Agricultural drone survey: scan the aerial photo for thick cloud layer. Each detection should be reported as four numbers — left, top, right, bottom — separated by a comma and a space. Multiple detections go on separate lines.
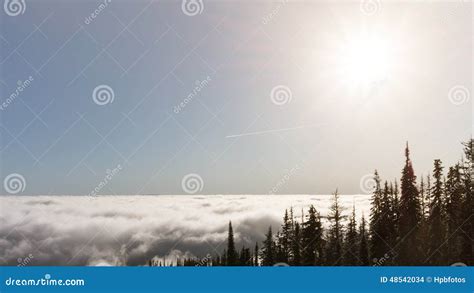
0, 195, 370, 266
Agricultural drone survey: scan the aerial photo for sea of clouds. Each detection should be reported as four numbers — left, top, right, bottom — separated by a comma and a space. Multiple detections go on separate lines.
0, 195, 370, 266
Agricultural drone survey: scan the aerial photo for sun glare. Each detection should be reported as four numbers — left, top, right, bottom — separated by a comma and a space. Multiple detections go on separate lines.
339, 36, 393, 85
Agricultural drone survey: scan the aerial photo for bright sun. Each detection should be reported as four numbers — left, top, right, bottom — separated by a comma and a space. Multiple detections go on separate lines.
339, 36, 392, 85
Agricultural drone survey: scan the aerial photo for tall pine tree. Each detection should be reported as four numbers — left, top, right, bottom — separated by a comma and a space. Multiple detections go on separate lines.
445, 164, 463, 262
226, 221, 238, 266
369, 171, 388, 262
358, 214, 370, 265
280, 209, 292, 263
261, 226, 275, 266
301, 205, 324, 265
343, 205, 359, 265
426, 159, 446, 265
325, 190, 345, 265
292, 222, 302, 266
397, 143, 422, 265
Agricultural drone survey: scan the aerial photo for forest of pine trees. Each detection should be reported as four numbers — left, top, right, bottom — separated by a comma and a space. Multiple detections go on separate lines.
151, 140, 473, 267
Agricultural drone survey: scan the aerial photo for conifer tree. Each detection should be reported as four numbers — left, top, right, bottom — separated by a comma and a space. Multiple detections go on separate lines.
358, 214, 370, 265
226, 221, 237, 265
292, 222, 302, 266
370, 180, 396, 265
280, 209, 292, 263
382, 181, 397, 264
445, 164, 463, 261
301, 205, 324, 265
261, 226, 275, 266
325, 190, 344, 265
274, 231, 285, 263
369, 171, 387, 262
343, 205, 359, 265
397, 143, 422, 265
427, 159, 446, 265
254, 242, 259, 266
388, 182, 398, 249
239, 247, 251, 266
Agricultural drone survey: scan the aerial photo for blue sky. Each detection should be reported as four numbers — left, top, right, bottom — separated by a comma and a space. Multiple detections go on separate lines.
0, 0, 472, 195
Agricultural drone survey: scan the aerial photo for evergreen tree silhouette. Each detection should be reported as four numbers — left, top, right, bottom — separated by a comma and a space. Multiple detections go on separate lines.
239, 246, 251, 266
274, 231, 285, 263
292, 222, 301, 266
388, 182, 398, 251
445, 164, 463, 262
280, 209, 292, 263
418, 175, 431, 261
261, 226, 275, 266
397, 143, 422, 265
382, 181, 397, 264
343, 205, 359, 265
358, 214, 370, 265
301, 205, 324, 265
226, 221, 237, 265
369, 171, 390, 263
325, 190, 344, 265
427, 159, 446, 265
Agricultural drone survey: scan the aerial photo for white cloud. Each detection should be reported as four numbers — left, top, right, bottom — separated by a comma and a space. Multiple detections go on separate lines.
0, 194, 370, 266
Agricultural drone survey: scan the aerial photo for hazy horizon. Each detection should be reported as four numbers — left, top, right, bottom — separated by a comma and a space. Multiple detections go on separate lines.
0, 194, 371, 266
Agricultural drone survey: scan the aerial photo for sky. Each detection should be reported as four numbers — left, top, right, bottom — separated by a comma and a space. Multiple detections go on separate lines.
0, 0, 472, 195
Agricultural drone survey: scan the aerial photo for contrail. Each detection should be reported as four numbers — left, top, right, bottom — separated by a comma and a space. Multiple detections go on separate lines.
226, 123, 326, 138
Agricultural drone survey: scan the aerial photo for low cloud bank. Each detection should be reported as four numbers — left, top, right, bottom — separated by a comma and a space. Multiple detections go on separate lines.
0, 195, 370, 266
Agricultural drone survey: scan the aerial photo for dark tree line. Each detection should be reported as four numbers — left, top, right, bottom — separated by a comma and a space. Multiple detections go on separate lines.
151, 140, 473, 266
